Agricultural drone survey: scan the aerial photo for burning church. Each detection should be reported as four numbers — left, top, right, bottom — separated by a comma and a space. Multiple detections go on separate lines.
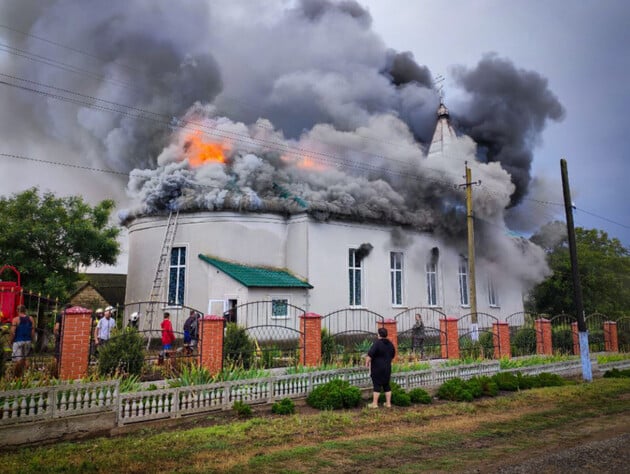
1, 1, 561, 331
123, 100, 549, 332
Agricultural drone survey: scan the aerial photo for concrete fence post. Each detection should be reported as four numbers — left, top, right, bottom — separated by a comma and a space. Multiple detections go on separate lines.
300, 312, 322, 367
58, 306, 92, 380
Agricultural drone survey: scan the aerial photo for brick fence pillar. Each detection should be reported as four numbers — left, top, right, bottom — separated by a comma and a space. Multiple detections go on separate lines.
198, 315, 225, 376
440, 318, 459, 360
493, 322, 511, 359
535, 319, 552, 355
571, 321, 580, 355
379, 319, 398, 361
604, 321, 619, 352
59, 306, 92, 380
300, 312, 322, 367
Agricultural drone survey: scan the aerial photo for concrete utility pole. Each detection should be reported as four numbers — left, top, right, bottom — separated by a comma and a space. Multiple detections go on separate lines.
460, 163, 480, 339
560, 159, 592, 382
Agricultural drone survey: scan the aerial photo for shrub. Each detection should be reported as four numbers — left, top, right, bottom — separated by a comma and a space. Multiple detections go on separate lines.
514, 373, 535, 390
533, 372, 565, 387
306, 379, 362, 410
232, 400, 253, 418
479, 332, 495, 355
271, 398, 296, 415
321, 329, 337, 365
552, 328, 574, 354
437, 378, 474, 402
469, 376, 499, 397
354, 338, 373, 354
377, 382, 411, 406
408, 387, 432, 404
588, 330, 605, 351
603, 368, 630, 378
261, 345, 281, 369
512, 327, 537, 355
460, 333, 495, 359
491, 372, 520, 391
97, 329, 145, 377
169, 364, 214, 388
224, 323, 255, 369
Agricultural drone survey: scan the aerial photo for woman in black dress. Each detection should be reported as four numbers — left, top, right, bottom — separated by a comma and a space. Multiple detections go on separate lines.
365, 327, 396, 408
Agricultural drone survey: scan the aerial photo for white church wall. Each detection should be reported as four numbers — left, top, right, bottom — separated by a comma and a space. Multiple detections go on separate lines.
126, 211, 525, 332
285, 214, 309, 280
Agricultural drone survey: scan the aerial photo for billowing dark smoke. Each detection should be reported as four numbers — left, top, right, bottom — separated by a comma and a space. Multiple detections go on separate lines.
0, 0, 222, 172
0, 0, 564, 287
452, 54, 566, 206
385, 51, 433, 88
355, 243, 373, 262
299, 0, 372, 24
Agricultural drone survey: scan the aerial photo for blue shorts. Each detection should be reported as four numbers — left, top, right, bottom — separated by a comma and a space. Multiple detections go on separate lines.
183, 330, 191, 344
163, 344, 172, 350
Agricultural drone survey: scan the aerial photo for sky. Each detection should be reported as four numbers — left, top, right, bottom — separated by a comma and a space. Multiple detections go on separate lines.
0, 0, 628, 276
361, 0, 630, 245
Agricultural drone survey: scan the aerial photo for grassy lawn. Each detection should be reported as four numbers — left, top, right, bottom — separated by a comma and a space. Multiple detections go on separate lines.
1, 378, 629, 473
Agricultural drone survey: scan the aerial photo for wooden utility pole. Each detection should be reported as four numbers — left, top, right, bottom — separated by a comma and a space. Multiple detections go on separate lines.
460, 163, 480, 334
560, 159, 592, 381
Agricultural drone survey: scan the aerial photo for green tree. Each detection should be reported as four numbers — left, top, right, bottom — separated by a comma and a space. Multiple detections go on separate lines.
528, 224, 630, 318
0, 188, 120, 300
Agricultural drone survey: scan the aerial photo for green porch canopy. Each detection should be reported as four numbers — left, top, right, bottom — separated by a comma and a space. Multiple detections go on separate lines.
198, 254, 313, 289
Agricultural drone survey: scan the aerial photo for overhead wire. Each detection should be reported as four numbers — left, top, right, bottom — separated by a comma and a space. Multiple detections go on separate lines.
0, 74, 578, 233
0, 152, 128, 176
0, 28, 462, 182
1, 28, 613, 233
0, 73, 460, 189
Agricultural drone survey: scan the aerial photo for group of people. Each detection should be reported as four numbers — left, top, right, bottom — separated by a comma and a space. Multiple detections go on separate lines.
159, 310, 201, 361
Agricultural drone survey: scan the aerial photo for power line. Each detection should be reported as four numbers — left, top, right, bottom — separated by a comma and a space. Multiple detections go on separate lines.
0, 42, 135, 91
0, 23, 144, 76
574, 207, 630, 230
0, 74, 459, 188
0, 23, 577, 217
0, 77, 575, 233
0, 33, 581, 232
0, 153, 128, 176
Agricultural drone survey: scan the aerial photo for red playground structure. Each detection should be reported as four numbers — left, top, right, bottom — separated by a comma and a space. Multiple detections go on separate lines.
0, 265, 23, 324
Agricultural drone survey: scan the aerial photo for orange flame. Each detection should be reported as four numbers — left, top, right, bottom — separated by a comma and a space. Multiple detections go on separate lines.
184, 130, 229, 167
280, 154, 327, 171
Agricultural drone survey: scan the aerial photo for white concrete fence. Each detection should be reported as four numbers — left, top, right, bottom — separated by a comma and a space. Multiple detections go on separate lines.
1, 359, 629, 428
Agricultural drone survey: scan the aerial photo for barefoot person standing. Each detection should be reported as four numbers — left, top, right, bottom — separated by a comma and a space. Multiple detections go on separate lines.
365, 327, 396, 408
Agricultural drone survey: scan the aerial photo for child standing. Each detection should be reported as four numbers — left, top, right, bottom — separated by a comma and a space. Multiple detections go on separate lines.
160, 312, 175, 361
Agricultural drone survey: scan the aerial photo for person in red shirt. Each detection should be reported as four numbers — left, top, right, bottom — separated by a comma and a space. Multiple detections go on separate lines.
160, 312, 175, 361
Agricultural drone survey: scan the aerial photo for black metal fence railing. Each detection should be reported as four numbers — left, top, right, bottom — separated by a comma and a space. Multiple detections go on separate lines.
224, 301, 306, 370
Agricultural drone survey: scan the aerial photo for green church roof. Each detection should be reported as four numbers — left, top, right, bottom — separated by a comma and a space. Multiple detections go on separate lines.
198, 254, 313, 289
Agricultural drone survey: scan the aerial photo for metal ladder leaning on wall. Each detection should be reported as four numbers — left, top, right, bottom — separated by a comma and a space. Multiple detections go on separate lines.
145, 209, 179, 348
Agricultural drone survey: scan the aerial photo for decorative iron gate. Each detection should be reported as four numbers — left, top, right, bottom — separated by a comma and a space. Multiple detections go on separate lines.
506, 311, 538, 356
226, 301, 306, 369
549, 313, 577, 354
394, 307, 447, 360
457, 312, 499, 359
322, 308, 384, 364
